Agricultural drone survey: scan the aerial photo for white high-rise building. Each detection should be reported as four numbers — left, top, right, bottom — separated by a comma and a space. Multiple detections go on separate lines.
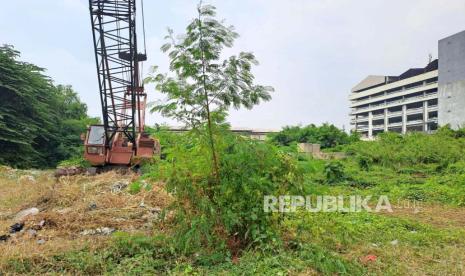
350, 30, 465, 139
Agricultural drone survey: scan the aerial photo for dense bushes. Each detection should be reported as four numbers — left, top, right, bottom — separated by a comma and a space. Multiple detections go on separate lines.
345, 130, 465, 169
217, 134, 303, 245
0, 45, 98, 168
144, 129, 303, 253
269, 123, 359, 148
324, 161, 346, 184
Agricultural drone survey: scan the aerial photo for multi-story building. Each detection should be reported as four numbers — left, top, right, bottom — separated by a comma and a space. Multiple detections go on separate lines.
350, 30, 465, 139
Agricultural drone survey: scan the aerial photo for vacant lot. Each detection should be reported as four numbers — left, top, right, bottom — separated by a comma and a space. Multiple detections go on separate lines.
1, 156, 465, 275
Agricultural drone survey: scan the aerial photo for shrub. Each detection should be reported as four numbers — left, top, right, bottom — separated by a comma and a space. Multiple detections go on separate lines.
151, 131, 303, 253
268, 124, 358, 148
324, 161, 346, 184
345, 131, 465, 169
357, 155, 372, 171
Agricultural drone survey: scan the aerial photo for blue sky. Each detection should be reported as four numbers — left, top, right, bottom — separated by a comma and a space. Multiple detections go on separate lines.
1, 0, 465, 130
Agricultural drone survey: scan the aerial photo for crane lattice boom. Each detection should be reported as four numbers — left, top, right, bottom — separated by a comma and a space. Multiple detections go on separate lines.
84, 0, 158, 166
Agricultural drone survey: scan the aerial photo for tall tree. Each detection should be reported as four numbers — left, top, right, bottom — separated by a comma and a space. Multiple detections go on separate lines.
0, 45, 97, 168
145, 1, 273, 183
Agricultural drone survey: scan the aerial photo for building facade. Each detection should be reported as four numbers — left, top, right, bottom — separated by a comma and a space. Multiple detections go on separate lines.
350, 30, 465, 139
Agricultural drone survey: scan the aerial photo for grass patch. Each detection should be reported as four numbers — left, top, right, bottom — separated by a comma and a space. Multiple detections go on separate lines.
2, 232, 365, 275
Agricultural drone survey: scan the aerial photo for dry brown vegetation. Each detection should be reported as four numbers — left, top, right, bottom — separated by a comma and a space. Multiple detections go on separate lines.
386, 205, 465, 229
0, 166, 172, 269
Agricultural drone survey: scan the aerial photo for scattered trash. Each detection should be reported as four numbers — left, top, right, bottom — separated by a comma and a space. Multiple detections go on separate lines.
111, 181, 128, 193
142, 212, 159, 221
30, 219, 46, 231
86, 167, 98, 176
80, 229, 94, 236
56, 208, 72, 215
0, 167, 170, 251
9, 222, 24, 233
88, 202, 98, 210
19, 175, 36, 183
149, 207, 162, 214
390, 239, 399, 246
371, 243, 378, 247
141, 180, 151, 190
14, 207, 39, 222
410, 230, 417, 234
0, 235, 10, 242
141, 206, 162, 221
361, 254, 377, 264
98, 227, 115, 235
39, 220, 46, 228
80, 227, 115, 236
28, 229, 38, 237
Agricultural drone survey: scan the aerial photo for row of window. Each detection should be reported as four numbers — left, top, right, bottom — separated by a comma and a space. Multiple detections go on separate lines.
351, 76, 438, 108
354, 89, 437, 111
353, 99, 438, 119
353, 77, 438, 102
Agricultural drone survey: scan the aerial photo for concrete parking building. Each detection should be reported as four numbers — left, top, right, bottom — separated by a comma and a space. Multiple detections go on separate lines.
350, 30, 465, 139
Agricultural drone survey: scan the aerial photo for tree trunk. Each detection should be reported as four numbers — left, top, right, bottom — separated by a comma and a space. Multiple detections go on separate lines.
198, 4, 221, 186
204, 93, 221, 185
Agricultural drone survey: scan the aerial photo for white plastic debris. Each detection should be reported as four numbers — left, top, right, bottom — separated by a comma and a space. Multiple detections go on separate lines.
19, 175, 36, 183
80, 227, 115, 236
14, 207, 39, 222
